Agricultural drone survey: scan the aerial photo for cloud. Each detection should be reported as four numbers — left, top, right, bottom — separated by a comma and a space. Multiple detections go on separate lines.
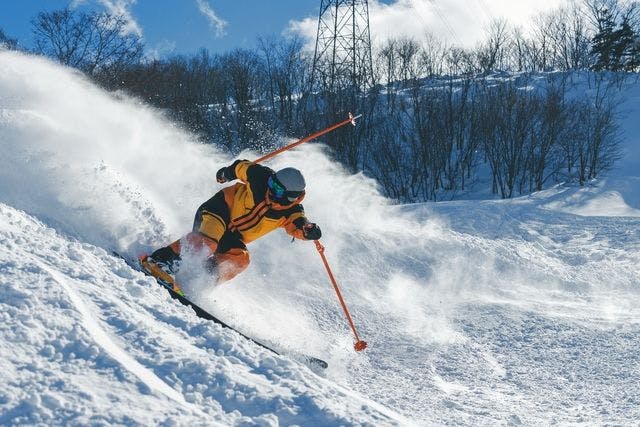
146, 39, 177, 60
98, 0, 143, 37
72, 0, 143, 37
288, 0, 568, 49
195, 0, 228, 38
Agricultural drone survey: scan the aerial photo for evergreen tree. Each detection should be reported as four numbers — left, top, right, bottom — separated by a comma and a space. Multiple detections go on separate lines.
628, 35, 640, 71
590, 7, 617, 71
612, 17, 636, 70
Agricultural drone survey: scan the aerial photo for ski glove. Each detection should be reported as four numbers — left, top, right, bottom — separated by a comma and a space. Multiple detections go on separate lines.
303, 223, 322, 240
216, 167, 228, 184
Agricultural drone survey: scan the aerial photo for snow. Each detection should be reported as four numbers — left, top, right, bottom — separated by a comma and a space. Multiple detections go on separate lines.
537, 179, 640, 217
1, 49, 640, 425
0, 204, 401, 425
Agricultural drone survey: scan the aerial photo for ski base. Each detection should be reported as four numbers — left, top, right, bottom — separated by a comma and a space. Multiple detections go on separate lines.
113, 252, 328, 370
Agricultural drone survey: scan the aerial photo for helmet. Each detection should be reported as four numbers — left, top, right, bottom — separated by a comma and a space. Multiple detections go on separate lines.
268, 167, 306, 203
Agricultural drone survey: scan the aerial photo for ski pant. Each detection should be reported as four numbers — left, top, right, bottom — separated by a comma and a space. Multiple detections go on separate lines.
156, 190, 251, 284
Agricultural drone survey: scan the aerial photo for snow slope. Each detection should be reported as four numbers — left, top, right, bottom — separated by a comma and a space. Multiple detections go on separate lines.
1, 49, 639, 425
0, 203, 400, 425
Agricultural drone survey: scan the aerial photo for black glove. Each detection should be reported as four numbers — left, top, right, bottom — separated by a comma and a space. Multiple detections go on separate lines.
216, 167, 227, 184
303, 223, 322, 240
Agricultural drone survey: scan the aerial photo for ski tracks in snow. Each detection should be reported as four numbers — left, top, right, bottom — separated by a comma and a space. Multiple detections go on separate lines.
34, 261, 190, 407
0, 220, 217, 423
0, 205, 403, 425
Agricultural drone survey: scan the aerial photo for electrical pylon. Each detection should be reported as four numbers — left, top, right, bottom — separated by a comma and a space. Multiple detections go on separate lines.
310, 0, 374, 94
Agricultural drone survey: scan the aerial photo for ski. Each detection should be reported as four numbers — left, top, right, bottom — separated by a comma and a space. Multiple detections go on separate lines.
112, 251, 328, 370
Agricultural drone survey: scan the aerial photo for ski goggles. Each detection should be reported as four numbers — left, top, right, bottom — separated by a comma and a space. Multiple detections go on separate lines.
268, 175, 304, 203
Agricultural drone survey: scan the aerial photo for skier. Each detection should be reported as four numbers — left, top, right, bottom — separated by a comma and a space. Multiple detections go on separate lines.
142, 159, 322, 286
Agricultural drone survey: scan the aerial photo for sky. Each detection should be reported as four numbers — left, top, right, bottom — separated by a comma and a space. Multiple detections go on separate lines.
0, 0, 569, 58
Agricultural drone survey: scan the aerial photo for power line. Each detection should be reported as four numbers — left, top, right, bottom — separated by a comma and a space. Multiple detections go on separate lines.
474, 0, 494, 23
426, 0, 465, 46
410, 1, 435, 37
476, 0, 495, 20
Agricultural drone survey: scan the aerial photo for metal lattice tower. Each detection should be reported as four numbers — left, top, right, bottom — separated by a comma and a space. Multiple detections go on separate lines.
310, 0, 374, 94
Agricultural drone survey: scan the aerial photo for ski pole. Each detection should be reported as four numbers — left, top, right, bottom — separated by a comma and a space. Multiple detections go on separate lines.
314, 240, 367, 352
254, 113, 361, 164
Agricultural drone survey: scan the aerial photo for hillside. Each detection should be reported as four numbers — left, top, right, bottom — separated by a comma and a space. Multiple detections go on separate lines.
1, 49, 639, 425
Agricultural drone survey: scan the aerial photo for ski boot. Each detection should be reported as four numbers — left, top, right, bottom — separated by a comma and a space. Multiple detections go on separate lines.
139, 252, 185, 297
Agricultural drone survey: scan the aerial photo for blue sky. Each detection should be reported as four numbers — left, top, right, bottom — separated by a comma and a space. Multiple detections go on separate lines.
1, 1, 567, 58
0, 0, 321, 56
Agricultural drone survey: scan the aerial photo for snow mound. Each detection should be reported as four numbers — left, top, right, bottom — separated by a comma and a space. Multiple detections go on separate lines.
537, 178, 640, 217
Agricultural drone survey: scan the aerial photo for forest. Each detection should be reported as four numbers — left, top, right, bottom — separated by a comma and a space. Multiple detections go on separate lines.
1, 0, 638, 201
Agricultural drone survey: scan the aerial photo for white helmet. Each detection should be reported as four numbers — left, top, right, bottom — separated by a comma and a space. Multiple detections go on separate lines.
268, 167, 306, 202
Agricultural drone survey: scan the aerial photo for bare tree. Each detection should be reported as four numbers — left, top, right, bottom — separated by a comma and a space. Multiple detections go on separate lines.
510, 27, 530, 72
532, 6, 590, 70
396, 37, 422, 85
584, 0, 621, 29
32, 8, 143, 74
529, 12, 556, 71
476, 19, 511, 74
86, 13, 143, 73
477, 82, 538, 198
580, 79, 622, 182
0, 28, 18, 50
258, 35, 308, 133
220, 48, 272, 152
566, 3, 593, 69
420, 33, 447, 77
445, 46, 476, 75
32, 9, 87, 67
376, 38, 398, 109
531, 80, 567, 191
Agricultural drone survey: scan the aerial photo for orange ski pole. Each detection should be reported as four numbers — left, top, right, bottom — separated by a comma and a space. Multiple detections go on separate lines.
314, 240, 367, 352
254, 113, 361, 164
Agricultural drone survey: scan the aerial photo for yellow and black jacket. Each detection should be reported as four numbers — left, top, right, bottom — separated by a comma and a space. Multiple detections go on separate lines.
194, 160, 309, 245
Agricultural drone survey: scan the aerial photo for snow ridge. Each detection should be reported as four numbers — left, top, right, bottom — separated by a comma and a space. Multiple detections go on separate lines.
37, 262, 190, 407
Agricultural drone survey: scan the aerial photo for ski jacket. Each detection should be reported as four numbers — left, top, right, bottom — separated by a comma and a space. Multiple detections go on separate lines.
215, 159, 309, 244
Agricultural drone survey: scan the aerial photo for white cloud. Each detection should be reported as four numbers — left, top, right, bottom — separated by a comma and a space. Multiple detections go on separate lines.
195, 0, 228, 38
98, 0, 143, 37
72, 0, 143, 37
146, 39, 177, 60
289, 0, 569, 49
